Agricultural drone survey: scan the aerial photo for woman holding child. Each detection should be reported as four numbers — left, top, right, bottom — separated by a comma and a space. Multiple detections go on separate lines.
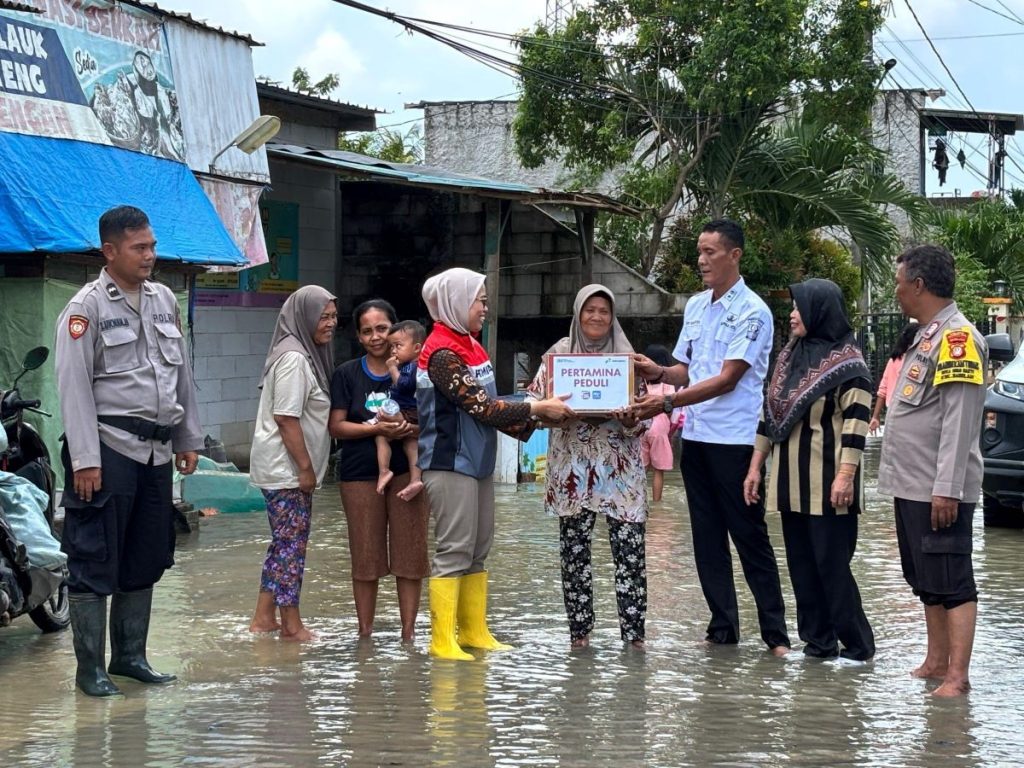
328, 299, 430, 642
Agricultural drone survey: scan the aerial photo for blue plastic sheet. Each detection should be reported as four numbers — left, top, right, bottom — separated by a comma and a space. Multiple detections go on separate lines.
0, 133, 245, 266
0, 471, 66, 570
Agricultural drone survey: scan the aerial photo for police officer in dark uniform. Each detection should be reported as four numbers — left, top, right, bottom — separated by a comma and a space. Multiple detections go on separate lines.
55, 205, 202, 697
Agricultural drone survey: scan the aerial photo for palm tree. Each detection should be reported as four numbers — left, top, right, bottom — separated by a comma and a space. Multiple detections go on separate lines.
687, 115, 932, 286
935, 199, 1024, 311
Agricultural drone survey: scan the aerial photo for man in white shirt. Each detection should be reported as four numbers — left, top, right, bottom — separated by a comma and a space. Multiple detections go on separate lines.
633, 219, 790, 654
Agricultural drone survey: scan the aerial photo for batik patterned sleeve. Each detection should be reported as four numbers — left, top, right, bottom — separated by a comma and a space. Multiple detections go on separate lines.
838, 377, 872, 467
428, 349, 534, 439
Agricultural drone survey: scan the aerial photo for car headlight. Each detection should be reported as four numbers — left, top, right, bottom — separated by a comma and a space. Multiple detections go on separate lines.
995, 380, 1024, 401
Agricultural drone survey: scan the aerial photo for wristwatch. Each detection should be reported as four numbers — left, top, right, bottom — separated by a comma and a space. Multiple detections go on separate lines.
662, 395, 674, 414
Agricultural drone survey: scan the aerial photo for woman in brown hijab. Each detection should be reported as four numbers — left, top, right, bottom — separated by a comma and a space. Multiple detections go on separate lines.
248, 285, 337, 641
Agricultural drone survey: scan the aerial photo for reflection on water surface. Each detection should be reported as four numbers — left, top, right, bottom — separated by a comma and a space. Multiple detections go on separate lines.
2, 440, 1023, 766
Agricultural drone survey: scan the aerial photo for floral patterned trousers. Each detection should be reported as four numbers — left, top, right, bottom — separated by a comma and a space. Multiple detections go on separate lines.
559, 509, 647, 642
260, 488, 313, 607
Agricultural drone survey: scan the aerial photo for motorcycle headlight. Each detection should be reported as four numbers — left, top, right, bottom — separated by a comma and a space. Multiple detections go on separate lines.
995, 380, 1024, 401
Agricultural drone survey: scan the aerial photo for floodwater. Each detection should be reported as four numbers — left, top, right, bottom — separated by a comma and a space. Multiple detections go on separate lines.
2, 439, 1024, 768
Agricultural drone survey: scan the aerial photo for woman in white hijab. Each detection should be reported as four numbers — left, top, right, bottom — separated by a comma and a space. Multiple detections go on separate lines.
248, 285, 337, 641
527, 284, 650, 649
417, 267, 574, 660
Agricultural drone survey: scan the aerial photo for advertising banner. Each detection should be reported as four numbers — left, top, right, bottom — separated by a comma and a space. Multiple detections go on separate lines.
195, 200, 299, 307
0, 0, 185, 160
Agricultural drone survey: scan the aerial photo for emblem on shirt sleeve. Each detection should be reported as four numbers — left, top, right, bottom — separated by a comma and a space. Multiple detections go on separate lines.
919, 340, 932, 353
68, 315, 89, 339
933, 328, 983, 386
907, 363, 923, 382
745, 318, 764, 341
902, 384, 915, 397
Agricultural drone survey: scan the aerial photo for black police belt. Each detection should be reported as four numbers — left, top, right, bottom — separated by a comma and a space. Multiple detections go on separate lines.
98, 415, 173, 444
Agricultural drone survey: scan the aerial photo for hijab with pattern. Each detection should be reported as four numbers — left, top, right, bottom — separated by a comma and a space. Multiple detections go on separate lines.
259, 285, 336, 392
549, 284, 635, 355
422, 267, 486, 336
765, 278, 870, 442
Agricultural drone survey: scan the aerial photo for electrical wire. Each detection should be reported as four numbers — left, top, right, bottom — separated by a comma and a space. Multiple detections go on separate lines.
964, 0, 1024, 26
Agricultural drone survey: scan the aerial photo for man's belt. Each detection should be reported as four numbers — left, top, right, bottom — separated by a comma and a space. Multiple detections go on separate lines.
97, 415, 173, 444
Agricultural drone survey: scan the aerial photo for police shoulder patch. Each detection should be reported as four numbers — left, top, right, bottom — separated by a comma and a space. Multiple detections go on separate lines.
68, 315, 89, 340
933, 327, 983, 386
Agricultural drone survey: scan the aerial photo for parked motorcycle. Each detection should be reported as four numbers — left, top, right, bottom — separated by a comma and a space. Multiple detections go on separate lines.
1, 346, 70, 632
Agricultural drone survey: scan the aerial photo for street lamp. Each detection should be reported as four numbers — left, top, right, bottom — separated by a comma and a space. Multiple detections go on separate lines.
993, 279, 1009, 298
209, 115, 281, 172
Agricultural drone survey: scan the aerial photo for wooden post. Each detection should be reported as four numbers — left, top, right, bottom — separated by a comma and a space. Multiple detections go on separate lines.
483, 199, 502, 363
575, 208, 595, 285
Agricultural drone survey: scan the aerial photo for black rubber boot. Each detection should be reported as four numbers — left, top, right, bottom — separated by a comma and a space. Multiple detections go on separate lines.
68, 593, 121, 697
107, 588, 176, 684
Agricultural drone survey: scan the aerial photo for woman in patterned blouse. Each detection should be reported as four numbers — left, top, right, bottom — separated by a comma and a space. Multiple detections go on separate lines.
527, 284, 650, 650
743, 278, 875, 661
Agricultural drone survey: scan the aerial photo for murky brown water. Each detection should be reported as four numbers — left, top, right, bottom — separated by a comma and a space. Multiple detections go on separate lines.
2, 439, 1024, 767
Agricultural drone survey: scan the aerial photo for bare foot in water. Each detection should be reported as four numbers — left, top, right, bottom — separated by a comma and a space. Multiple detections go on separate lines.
932, 677, 971, 697
571, 636, 590, 649
397, 480, 424, 502
249, 619, 281, 633
769, 645, 791, 658
281, 626, 316, 642
911, 662, 948, 680
376, 470, 394, 495
630, 640, 645, 651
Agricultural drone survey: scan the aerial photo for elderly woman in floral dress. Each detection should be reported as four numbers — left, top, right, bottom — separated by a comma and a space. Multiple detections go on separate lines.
527, 284, 650, 649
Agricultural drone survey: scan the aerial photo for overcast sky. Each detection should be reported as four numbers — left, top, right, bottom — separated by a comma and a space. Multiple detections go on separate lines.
153, 0, 1024, 196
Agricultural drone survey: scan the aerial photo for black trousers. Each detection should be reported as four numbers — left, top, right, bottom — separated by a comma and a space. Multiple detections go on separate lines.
60, 440, 175, 595
781, 511, 875, 660
681, 440, 790, 649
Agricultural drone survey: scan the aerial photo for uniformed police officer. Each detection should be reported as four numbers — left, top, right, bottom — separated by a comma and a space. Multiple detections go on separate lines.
632, 219, 791, 655
877, 244, 987, 697
55, 205, 202, 697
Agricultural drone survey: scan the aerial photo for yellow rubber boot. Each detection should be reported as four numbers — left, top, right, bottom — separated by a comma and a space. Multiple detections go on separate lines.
457, 571, 512, 651
429, 577, 473, 661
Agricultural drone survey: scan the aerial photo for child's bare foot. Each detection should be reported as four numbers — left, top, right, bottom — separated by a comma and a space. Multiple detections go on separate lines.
571, 636, 590, 649
397, 480, 424, 501
376, 470, 394, 495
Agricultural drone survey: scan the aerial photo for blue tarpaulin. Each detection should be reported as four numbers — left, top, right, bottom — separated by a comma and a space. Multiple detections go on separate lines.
0, 133, 245, 266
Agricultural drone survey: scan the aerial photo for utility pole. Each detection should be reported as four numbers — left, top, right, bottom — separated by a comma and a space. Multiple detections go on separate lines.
546, 0, 578, 31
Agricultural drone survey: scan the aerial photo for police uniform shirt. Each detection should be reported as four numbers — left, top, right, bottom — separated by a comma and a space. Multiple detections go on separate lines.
671, 278, 774, 446
55, 268, 204, 471
877, 302, 987, 503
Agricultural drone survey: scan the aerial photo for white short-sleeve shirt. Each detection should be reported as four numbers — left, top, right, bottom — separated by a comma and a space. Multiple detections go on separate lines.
671, 278, 773, 446
249, 351, 332, 489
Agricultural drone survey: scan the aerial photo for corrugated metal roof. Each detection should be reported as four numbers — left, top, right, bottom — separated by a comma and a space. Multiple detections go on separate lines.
257, 83, 383, 118
118, 1, 262, 46
0, 1, 41, 13
266, 144, 640, 215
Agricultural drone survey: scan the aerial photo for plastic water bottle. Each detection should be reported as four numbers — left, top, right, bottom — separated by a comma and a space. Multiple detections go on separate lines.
379, 398, 401, 417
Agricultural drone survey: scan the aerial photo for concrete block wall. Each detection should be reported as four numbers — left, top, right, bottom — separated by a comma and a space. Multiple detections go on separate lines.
191, 157, 339, 467
872, 89, 926, 238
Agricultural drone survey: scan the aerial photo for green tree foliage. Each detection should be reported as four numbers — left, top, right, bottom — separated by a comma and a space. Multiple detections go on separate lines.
933, 198, 1024, 314
337, 124, 423, 164
514, 0, 885, 274
656, 215, 860, 315
291, 66, 340, 97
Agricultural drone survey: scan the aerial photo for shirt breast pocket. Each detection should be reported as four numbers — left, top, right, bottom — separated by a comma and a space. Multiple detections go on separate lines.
155, 323, 184, 366
100, 326, 140, 373
894, 379, 927, 407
